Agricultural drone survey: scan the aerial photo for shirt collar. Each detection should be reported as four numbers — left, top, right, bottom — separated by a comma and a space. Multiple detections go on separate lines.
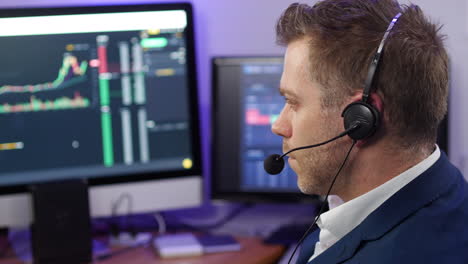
317, 145, 440, 240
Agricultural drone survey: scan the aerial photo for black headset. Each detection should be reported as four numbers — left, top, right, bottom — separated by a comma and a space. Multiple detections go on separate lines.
341, 13, 402, 140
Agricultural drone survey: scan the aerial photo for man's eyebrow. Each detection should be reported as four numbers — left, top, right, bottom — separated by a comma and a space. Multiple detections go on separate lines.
279, 87, 298, 98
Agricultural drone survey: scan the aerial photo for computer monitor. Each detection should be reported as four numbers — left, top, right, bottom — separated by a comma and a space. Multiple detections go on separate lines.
211, 56, 449, 203
0, 3, 203, 227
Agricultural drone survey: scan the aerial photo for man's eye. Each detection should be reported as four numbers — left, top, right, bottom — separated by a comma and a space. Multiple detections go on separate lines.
285, 99, 298, 109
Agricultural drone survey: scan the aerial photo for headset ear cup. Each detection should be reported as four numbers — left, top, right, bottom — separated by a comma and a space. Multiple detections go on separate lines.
341, 102, 380, 140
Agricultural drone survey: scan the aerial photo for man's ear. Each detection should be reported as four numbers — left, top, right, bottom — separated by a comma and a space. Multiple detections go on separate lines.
345, 92, 383, 113
368, 92, 383, 114
344, 92, 384, 147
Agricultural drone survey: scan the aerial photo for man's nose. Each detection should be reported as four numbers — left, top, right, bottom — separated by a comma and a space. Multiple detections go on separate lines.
271, 109, 291, 138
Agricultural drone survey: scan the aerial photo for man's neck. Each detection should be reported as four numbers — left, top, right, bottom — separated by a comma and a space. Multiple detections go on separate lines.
337, 142, 432, 202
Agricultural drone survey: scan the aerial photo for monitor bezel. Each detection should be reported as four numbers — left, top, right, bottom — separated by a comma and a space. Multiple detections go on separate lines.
210, 55, 449, 203
0, 3, 203, 195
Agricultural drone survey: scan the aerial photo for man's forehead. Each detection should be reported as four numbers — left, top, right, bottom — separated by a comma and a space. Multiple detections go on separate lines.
284, 46, 309, 70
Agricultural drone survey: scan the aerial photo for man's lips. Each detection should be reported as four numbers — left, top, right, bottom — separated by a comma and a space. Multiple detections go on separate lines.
284, 152, 296, 159
283, 143, 296, 159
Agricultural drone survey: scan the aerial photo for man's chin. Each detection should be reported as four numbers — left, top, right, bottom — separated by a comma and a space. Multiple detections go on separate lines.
297, 176, 329, 195
297, 179, 317, 195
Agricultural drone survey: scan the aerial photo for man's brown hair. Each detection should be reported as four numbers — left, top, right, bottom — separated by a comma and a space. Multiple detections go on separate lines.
276, 0, 448, 148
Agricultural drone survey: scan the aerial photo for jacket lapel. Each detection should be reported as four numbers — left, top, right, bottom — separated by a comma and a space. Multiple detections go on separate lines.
308, 152, 459, 264
296, 229, 320, 264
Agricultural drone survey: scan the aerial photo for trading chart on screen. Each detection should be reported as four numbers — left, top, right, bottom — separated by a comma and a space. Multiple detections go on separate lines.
0, 11, 195, 185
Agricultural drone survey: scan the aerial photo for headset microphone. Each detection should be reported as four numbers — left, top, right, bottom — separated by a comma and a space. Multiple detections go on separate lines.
264, 122, 360, 175
263, 154, 285, 175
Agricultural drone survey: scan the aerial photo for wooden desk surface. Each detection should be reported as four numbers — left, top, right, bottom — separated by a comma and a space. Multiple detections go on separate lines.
0, 236, 285, 264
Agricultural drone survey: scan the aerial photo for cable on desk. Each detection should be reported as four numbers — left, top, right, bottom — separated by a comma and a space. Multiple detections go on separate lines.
111, 193, 133, 218
109, 193, 135, 237
153, 213, 166, 235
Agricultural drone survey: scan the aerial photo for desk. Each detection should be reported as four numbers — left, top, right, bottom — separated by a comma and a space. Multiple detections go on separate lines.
0, 236, 285, 264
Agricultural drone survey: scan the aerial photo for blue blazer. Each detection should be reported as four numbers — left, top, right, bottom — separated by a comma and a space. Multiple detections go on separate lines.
296, 152, 468, 264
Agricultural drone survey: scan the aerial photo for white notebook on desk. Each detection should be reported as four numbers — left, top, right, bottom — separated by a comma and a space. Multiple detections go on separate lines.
153, 233, 203, 258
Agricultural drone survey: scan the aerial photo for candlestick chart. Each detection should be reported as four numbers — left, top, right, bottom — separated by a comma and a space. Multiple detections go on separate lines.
0, 53, 91, 114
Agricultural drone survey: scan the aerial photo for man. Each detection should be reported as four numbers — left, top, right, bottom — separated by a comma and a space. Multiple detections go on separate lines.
271, 0, 468, 263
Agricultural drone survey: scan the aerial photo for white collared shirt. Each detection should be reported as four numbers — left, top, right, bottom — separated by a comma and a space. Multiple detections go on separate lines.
308, 145, 441, 262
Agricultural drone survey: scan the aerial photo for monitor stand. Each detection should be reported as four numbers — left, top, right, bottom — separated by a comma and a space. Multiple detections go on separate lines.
30, 179, 92, 264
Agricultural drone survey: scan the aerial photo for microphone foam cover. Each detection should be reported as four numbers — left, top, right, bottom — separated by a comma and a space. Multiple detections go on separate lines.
264, 154, 285, 175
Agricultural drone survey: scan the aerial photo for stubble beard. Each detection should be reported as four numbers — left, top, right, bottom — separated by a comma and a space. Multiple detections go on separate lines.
296, 139, 348, 195
295, 115, 349, 196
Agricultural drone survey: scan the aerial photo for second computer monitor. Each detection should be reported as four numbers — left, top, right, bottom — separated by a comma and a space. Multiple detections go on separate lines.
212, 56, 314, 202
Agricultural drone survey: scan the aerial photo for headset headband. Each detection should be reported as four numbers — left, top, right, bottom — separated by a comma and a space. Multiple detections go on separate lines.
362, 12, 402, 103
